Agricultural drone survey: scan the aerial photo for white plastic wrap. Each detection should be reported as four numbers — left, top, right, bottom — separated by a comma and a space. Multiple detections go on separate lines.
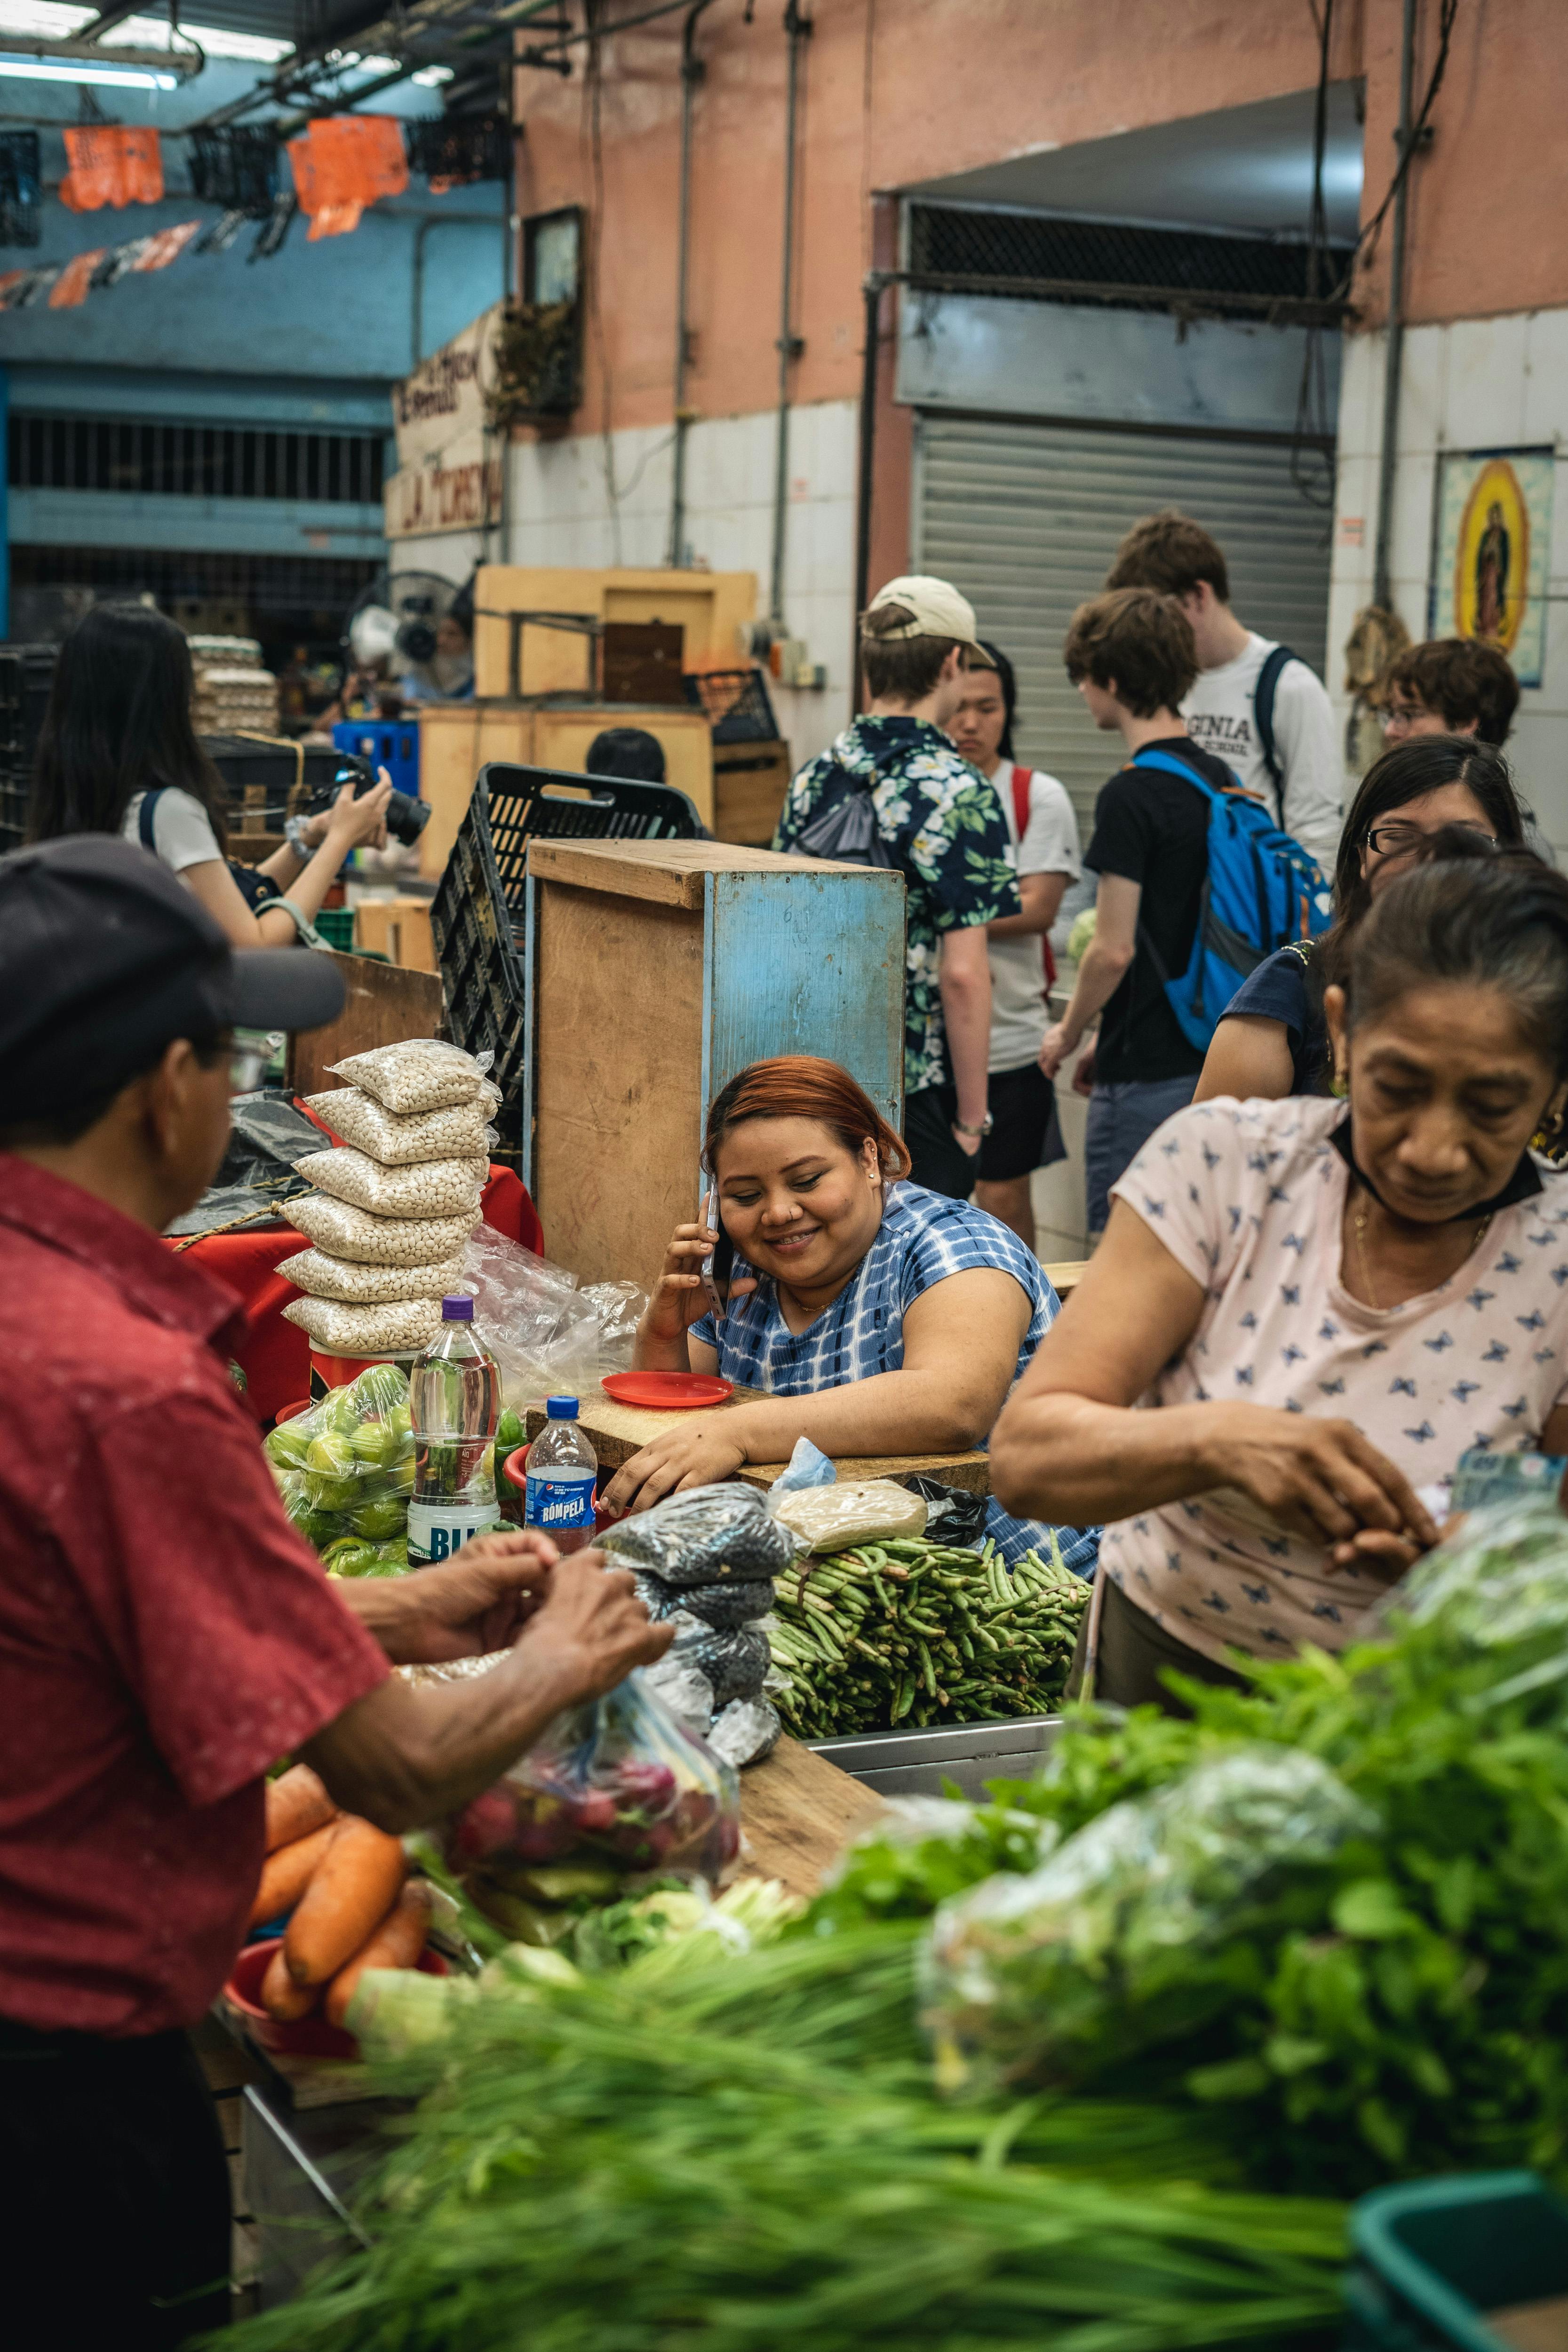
278, 1245, 468, 1304
303, 1087, 498, 1168
326, 1037, 495, 1116
287, 1192, 481, 1267
460, 1224, 603, 1405
282, 1293, 443, 1355
771, 1478, 929, 1554
296, 1144, 487, 1222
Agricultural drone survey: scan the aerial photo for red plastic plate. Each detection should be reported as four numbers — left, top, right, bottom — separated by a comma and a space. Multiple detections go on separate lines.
224, 1936, 448, 2060
601, 1372, 735, 1410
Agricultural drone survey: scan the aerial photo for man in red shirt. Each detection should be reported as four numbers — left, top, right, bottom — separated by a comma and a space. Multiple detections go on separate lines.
0, 838, 670, 2347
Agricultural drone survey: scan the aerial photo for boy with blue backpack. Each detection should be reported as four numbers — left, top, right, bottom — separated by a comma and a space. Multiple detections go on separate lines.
1039, 588, 1331, 1237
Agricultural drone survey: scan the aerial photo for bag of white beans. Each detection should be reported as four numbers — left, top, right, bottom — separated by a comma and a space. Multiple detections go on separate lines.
326, 1038, 496, 1117
282, 1294, 444, 1355
302, 1087, 497, 1168
294, 1145, 486, 1222
287, 1192, 480, 1267
277, 1245, 469, 1304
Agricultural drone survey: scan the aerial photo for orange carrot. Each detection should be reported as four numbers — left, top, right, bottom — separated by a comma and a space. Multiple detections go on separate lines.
265, 1764, 336, 1853
324, 1879, 435, 2029
285, 1817, 408, 1986
261, 1944, 320, 2022
248, 1820, 337, 1929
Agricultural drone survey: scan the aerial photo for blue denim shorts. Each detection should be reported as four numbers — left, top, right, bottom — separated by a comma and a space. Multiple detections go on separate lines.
1084, 1074, 1198, 1234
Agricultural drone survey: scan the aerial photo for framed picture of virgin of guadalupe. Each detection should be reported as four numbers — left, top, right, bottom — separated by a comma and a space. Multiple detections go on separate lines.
1429, 445, 1555, 687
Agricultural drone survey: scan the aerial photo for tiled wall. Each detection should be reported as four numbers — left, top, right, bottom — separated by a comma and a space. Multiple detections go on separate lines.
503, 398, 860, 770
1329, 311, 1568, 858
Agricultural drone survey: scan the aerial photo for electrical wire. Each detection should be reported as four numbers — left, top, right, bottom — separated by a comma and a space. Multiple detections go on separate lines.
1289, 0, 1336, 508
1336, 0, 1460, 295
581, 0, 625, 564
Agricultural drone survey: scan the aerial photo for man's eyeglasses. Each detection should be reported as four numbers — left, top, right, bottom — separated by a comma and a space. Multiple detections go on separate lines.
1381, 700, 1431, 732
1363, 820, 1499, 856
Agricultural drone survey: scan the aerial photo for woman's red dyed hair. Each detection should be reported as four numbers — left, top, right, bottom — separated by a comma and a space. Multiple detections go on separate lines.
702, 1055, 910, 1179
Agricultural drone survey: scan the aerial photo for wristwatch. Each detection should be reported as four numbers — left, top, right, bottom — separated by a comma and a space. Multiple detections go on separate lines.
953, 1113, 995, 1138
284, 814, 314, 857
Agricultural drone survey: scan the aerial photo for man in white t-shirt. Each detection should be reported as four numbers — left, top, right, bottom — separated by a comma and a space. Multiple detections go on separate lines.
947, 646, 1081, 1252
1105, 509, 1341, 873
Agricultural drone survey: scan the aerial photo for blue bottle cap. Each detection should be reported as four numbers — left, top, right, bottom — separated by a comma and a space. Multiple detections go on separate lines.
441, 1294, 474, 1321
545, 1395, 579, 1418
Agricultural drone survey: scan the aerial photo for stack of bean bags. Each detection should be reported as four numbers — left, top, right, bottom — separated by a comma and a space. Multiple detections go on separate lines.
279, 1039, 497, 1357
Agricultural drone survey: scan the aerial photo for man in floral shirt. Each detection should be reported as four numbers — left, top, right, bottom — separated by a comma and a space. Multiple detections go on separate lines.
775, 576, 1020, 1198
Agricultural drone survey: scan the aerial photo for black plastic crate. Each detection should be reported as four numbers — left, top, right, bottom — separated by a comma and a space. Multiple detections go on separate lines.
0, 641, 58, 767
201, 734, 369, 831
0, 776, 28, 856
683, 665, 779, 745
431, 763, 700, 1151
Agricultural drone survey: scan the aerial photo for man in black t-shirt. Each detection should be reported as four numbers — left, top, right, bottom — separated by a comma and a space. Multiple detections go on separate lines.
1040, 588, 1237, 1235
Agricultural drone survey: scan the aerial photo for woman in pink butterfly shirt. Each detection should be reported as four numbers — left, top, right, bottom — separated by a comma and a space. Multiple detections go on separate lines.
991, 853, 1568, 1708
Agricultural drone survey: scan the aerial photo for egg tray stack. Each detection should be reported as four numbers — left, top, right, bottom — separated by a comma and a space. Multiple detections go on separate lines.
277, 1039, 499, 1359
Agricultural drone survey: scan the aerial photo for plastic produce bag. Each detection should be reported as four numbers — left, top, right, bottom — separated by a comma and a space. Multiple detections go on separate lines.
443, 1672, 741, 1940
641, 1651, 716, 1740
277, 1245, 468, 1305
296, 1144, 487, 1222
921, 1746, 1374, 2098
772, 1478, 928, 1554
1369, 1494, 1568, 1658
326, 1037, 495, 1116
708, 1694, 782, 1770
304, 1086, 499, 1167
460, 1223, 603, 1406
676, 1576, 776, 1630
670, 1619, 770, 1709
282, 1293, 442, 1355
287, 1192, 481, 1267
263, 1362, 414, 1553
906, 1474, 990, 1549
601, 1482, 799, 1585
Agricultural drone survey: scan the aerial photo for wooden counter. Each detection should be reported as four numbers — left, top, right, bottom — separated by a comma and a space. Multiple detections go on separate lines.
733, 1734, 884, 1902
525, 1383, 992, 1496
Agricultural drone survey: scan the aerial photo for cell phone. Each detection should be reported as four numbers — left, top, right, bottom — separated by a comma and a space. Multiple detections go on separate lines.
699, 1185, 734, 1318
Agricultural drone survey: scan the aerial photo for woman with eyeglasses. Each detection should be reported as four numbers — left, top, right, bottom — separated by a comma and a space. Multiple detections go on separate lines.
1194, 737, 1525, 1104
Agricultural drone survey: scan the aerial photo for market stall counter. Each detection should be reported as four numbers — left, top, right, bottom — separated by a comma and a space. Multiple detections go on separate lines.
523, 1384, 992, 1495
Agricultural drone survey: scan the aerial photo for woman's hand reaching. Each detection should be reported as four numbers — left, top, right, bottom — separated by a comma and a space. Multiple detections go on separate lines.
321, 769, 394, 855
1199, 1403, 1440, 1561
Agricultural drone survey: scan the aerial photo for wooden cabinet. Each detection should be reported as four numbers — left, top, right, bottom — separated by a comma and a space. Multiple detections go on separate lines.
522, 839, 906, 1287
416, 702, 716, 882
712, 738, 793, 846
472, 564, 756, 699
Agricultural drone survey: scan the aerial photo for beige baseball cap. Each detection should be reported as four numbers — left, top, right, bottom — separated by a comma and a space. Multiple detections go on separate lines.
865, 574, 988, 655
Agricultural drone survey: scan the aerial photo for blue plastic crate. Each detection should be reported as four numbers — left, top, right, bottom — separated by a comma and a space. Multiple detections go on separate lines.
332, 720, 421, 801
1344, 2171, 1568, 2350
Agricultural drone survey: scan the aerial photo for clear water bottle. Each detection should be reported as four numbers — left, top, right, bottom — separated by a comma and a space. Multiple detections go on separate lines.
408, 1295, 502, 1564
523, 1396, 598, 1553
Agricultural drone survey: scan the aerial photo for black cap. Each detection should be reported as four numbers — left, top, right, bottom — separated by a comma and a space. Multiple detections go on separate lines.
0, 835, 347, 1120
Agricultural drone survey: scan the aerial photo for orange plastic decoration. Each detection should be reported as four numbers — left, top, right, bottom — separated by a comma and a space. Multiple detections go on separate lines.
131, 220, 203, 271
59, 127, 163, 212
48, 249, 107, 308
288, 116, 407, 241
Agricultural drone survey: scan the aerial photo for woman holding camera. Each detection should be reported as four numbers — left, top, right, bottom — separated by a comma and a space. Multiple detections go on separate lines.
27, 604, 391, 948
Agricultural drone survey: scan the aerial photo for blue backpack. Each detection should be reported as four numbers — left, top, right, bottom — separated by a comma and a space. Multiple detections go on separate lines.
1131, 746, 1333, 1053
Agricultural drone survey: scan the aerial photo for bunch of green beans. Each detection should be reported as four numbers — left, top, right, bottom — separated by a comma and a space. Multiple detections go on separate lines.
766, 1535, 1089, 1737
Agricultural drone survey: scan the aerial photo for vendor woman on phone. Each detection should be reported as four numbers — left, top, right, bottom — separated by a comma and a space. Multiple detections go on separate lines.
990, 852, 1568, 1710
602, 1055, 1097, 1571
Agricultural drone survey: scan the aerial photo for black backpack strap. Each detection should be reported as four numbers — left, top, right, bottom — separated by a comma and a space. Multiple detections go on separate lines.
136, 786, 165, 852
1253, 645, 1295, 797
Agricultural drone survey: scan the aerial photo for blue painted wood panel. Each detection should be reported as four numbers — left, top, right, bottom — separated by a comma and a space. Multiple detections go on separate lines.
702, 866, 906, 1135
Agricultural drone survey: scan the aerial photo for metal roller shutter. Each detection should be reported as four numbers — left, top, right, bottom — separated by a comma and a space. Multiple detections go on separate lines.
912, 413, 1334, 835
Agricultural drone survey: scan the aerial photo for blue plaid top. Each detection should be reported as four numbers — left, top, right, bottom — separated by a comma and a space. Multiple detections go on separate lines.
691, 1182, 1098, 1573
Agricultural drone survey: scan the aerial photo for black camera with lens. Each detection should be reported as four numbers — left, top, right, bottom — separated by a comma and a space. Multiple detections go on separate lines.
304, 751, 430, 849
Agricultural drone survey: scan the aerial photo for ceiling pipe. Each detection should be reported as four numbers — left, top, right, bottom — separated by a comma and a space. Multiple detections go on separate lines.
767, 0, 809, 628
665, 0, 713, 570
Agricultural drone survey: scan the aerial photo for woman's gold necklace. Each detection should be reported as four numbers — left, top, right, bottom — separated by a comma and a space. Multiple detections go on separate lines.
1352, 1180, 1492, 1311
